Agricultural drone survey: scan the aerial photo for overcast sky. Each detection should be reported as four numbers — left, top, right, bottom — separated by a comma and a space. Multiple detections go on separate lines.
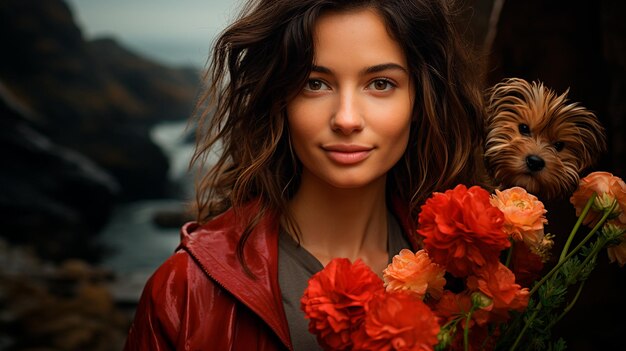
66, 0, 240, 68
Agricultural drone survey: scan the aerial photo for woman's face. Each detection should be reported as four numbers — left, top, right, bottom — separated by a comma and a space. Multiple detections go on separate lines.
287, 8, 414, 190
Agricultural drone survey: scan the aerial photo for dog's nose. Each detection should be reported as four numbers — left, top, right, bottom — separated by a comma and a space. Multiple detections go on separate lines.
526, 155, 545, 172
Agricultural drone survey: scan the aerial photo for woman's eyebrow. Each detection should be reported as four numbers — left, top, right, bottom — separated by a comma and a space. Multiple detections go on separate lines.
310, 63, 408, 75
311, 65, 332, 74
363, 63, 408, 75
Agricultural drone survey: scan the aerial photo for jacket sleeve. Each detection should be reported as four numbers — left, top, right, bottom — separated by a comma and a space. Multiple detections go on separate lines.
122, 238, 289, 350
123, 251, 190, 351
124, 250, 245, 351
123, 250, 243, 350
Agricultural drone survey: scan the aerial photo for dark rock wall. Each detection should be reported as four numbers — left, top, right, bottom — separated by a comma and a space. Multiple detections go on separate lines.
482, 0, 626, 349
486, 0, 623, 177
0, 84, 119, 262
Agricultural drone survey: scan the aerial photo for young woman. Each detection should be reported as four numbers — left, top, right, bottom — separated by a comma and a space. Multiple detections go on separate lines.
124, 0, 486, 349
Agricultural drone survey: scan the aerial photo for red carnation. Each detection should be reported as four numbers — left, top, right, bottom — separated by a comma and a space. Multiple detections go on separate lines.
301, 258, 384, 350
352, 292, 440, 351
417, 185, 510, 277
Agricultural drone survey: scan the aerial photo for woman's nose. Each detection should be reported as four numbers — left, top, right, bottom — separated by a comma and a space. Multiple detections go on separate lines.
330, 91, 364, 134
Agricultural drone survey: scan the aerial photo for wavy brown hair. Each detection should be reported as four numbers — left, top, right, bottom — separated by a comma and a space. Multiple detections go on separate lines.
190, 0, 487, 262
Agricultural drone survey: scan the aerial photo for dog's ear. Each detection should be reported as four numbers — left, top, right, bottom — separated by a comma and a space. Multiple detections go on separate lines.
570, 107, 607, 171
542, 84, 607, 172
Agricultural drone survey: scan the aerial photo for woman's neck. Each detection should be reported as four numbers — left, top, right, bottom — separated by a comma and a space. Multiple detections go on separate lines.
287, 173, 389, 272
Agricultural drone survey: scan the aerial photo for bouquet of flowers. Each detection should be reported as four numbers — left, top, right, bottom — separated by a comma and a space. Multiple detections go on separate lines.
300, 171, 626, 350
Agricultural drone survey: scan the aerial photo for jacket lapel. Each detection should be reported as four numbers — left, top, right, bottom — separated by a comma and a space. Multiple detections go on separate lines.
179, 206, 292, 349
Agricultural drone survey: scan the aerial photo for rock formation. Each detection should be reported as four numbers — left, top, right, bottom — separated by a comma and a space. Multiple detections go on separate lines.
0, 0, 202, 262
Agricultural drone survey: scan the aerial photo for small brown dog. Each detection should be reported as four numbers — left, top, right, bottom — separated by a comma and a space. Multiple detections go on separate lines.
484, 78, 606, 199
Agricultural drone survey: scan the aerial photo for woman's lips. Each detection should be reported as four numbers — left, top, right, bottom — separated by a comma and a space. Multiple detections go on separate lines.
322, 145, 373, 165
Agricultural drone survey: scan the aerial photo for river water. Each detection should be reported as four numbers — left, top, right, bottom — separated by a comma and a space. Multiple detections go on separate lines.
98, 120, 196, 303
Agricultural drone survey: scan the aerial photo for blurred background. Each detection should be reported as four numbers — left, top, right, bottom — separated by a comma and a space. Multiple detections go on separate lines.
0, 0, 624, 350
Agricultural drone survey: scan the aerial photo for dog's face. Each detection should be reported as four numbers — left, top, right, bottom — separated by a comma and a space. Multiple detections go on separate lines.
484, 78, 606, 199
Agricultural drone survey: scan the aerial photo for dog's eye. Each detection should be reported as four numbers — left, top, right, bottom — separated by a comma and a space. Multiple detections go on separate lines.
554, 141, 565, 152
518, 124, 531, 136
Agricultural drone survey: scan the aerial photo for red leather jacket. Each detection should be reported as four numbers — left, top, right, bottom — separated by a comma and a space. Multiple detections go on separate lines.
123, 201, 418, 351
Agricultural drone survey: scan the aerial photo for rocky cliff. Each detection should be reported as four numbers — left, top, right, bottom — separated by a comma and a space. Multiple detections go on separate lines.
0, 0, 202, 262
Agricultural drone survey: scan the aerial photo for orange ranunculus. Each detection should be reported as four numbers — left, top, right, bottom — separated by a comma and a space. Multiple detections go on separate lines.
418, 184, 510, 277
466, 263, 529, 324
301, 258, 384, 351
490, 187, 548, 250
570, 171, 626, 227
383, 249, 446, 300
352, 291, 440, 351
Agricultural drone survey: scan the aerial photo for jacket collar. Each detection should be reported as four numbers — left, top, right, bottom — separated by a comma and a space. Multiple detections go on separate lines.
179, 203, 293, 350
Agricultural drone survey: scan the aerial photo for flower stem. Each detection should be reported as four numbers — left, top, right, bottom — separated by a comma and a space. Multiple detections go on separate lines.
509, 303, 542, 351
504, 239, 514, 268
570, 235, 607, 281
436, 317, 462, 351
547, 280, 586, 330
497, 313, 523, 348
480, 325, 496, 350
529, 201, 615, 297
464, 305, 477, 351
559, 194, 597, 263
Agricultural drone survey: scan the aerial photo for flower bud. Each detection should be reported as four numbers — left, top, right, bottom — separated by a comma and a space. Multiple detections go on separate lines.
531, 233, 555, 263
570, 172, 626, 227
436, 329, 453, 349
593, 193, 622, 219
471, 291, 493, 309
602, 222, 626, 243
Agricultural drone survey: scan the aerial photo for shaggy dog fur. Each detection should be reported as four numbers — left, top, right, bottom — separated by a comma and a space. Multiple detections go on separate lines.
484, 78, 606, 199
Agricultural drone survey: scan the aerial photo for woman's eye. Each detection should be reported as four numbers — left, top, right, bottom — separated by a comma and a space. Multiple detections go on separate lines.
304, 79, 328, 91
368, 79, 394, 91
518, 123, 531, 136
